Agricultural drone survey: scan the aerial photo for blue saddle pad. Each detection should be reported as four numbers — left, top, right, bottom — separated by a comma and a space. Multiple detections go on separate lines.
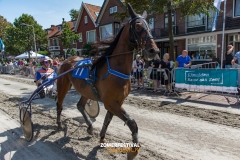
72, 59, 92, 79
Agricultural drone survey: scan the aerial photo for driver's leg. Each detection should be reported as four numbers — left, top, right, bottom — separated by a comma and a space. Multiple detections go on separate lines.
37, 83, 46, 98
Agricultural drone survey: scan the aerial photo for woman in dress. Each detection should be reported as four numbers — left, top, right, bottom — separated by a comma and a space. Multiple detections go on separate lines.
159, 53, 173, 92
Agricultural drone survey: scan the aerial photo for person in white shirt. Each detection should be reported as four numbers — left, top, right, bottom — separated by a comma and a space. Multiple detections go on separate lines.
132, 54, 145, 89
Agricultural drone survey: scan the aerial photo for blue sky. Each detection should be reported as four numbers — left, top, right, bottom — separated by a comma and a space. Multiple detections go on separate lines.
0, 0, 104, 29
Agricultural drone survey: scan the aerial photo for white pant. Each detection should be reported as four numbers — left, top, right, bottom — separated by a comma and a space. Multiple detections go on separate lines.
44, 83, 57, 94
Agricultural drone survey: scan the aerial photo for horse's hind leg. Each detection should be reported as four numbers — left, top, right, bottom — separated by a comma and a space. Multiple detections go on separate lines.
56, 77, 71, 130
77, 96, 93, 134
100, 111, 113, 143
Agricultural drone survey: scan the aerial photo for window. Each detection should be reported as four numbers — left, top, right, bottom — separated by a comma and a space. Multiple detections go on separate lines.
110, 8, 113, 14
58, 26, 61, 31
95, 12, 99, 16
48, 39, 50, 46
234, 0, 240, 17
99, 24, 113, 40
53, 38, 59, 46
187, 14, 205, 27
187, 10, 215, 30
73, 40, 76, 44
113, 6, 117, 13
164, 13, 175, 29
114, 23, 120, 35
86, 30, 96, 43
148, 18, 154, 30
73, 21, 77, 27
84, 16, 88, 24
110, 6, 117, 14
79, 33, 82, 42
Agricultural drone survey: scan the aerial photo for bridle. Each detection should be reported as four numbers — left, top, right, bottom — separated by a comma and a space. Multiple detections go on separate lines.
107, 15, 154, 59
129, 16, 154, 57
129, 16, 153, 46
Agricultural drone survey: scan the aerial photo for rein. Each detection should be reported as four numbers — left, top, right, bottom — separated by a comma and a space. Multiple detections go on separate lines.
106, 50, 134, 58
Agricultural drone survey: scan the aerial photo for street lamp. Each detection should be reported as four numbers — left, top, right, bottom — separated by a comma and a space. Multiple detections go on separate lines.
21, 23, 37, 60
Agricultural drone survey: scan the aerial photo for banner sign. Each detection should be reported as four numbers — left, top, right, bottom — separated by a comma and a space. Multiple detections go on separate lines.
175, 69, 238, 93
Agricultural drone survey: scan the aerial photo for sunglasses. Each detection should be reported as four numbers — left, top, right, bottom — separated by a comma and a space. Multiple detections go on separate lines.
44, 61, 49, 64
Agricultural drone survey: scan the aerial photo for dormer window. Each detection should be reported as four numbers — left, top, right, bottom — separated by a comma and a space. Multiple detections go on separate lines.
95, 12, 99, 16
73, 21, 76, 27
58, 26, 62, 31
84, 16, 88, 24
110, 6, 117, 14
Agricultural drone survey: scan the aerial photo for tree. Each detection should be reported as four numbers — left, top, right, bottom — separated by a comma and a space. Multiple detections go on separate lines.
0, 15, 11, 40
4, 14, 47, 56
115, 0, 216, 60
69, 9, 79, 21
82, 43, 96, 57
59, 22, 79, 57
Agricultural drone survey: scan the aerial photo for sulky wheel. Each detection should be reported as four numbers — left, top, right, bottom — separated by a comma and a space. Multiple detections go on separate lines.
85, 100, 100, 118
19, 107, 33, 142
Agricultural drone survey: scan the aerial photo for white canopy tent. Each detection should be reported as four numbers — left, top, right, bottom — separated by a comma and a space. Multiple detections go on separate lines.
15, 51, 45, 59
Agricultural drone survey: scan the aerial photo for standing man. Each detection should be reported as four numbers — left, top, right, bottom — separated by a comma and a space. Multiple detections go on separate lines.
176, 50, 192, 68
34, 56, 57, 98
231, 50, 240, 67
225, 45, 234, 68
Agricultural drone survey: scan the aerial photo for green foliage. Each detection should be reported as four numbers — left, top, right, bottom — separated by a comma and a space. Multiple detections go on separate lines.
82, 43, 96, 56
67, 48, 77, 56
116, 0, 216, 19
114, 0, 216, 60
4, 14, 47, 56
69, 9, 79, 21
0, 15, 11, 40
38, 50, 49, 56
59, 22, 79, 49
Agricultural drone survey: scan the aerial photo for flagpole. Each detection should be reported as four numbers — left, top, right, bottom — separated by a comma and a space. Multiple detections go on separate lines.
220, 0, 226, 69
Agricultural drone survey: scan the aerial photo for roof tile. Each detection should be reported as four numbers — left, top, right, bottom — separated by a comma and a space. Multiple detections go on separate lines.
85, 3, 101, 21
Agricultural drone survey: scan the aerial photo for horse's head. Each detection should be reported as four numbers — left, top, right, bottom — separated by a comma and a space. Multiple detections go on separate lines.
128, 3, 159, 60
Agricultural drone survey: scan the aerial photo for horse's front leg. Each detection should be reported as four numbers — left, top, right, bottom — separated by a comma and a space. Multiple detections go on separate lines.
100, 111, 113, 143
77, 96, 93, 134
115, 107, 140, 160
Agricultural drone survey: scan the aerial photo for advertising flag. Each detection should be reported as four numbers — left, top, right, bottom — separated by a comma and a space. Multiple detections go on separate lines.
212, 0, 222, 31
0, 38, 5, 51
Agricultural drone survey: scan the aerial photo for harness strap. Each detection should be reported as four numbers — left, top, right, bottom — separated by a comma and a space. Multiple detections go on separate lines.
96, 56, 130, 80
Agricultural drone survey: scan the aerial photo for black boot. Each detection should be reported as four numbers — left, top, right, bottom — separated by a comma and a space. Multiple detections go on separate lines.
38, 83, 45, 98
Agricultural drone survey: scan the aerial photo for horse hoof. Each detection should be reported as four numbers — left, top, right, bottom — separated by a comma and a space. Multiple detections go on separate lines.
87, 125, 93, 135
57, 126, 64, 131
127, 147, 140, 160
57, 123, 63, 131
100, 138, 106, 143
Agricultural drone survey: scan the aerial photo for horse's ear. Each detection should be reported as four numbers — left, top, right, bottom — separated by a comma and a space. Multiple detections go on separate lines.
142, 11, 147, 19
127, 3, 137, 19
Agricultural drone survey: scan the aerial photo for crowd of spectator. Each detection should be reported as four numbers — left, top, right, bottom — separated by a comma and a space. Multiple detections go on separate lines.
0, 56, 65, 78
132, 50, 192, 92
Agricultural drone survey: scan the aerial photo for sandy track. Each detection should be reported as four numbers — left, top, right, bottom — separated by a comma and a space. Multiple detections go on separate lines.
0, 75, 240, 160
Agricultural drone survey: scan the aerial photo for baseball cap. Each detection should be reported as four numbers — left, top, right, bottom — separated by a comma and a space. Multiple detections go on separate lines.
39, 56, 50, 62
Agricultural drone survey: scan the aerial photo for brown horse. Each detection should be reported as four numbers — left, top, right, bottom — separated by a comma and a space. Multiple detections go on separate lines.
56, 3, 159, 159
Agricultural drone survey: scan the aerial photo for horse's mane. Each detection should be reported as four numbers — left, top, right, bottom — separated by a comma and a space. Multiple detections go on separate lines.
91, 25, 125, 70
